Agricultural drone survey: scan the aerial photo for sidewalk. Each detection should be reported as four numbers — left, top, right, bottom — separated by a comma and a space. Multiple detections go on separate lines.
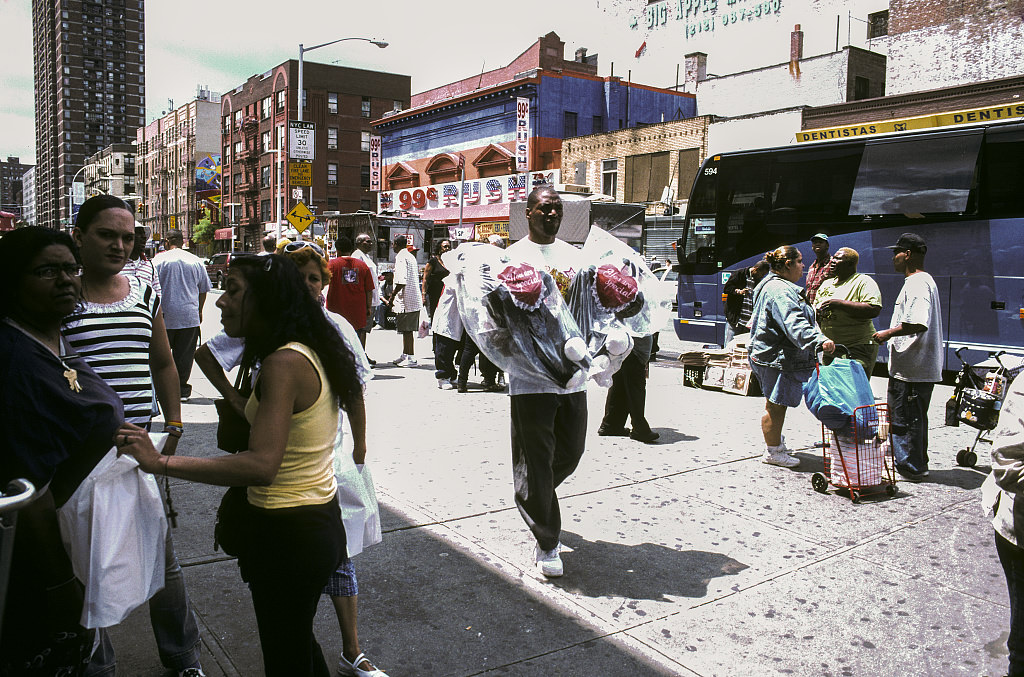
106, 305, 1011, 676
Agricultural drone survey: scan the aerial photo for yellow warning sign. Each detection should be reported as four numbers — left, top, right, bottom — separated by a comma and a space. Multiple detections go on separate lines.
286, 202, 314, 233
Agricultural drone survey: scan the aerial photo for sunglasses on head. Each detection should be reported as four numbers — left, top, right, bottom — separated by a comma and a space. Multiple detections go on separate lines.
283, 240, 324, 257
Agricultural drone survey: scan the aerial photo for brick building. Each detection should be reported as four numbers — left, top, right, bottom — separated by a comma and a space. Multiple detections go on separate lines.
0, 156, 33, 219
886, 0, 1024, 95
32, 0, 146, 229
372, 32, 694, 238
136, 90, 222, 242
219, 60, 409, 247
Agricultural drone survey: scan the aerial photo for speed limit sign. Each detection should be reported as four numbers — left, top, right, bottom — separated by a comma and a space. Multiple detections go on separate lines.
289, 120, 315, 161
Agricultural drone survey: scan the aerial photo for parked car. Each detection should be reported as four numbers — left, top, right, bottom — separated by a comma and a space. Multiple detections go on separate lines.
651, 266, 678, 312
205, 251, 256, 289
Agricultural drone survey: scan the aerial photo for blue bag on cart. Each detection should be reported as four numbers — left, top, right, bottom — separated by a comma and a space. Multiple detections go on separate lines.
803, 357, 875, 431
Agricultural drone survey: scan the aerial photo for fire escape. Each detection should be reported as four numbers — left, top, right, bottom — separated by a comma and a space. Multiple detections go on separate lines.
238, 115, 260, 243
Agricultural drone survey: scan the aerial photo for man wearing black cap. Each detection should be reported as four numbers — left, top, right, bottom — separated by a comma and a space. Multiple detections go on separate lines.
804, 233, 832, 305
873, 233, 943, 482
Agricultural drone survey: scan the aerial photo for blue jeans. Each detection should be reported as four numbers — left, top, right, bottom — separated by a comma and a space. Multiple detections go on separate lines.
887, 378, 933, 474
996, 531, 1024, 677
86, 529, 202, 675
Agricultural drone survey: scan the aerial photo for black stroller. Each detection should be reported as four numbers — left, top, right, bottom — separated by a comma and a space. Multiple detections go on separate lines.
947, 348, 1011, 467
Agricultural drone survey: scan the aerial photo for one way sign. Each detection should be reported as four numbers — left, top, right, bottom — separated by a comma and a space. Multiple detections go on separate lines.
286, 202, 314, 233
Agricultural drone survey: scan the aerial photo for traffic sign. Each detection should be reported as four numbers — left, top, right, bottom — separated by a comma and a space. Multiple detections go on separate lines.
289, 120, 315, 161
286, 202, 314, 233
289, 161, 311, 186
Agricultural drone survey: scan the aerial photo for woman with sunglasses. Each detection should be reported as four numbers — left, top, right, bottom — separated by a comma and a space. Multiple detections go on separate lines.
194, 242, 382, 676
119, 253, 365, 676
0, 227, 122, 674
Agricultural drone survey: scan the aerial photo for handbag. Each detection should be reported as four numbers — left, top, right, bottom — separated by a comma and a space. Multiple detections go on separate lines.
213, 485, 251, 557
214, 359, 253, 453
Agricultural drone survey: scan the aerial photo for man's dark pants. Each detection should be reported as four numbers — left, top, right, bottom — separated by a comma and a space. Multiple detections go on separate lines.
510, 392, 587, 552
434, 334, 460, 381
887, 378, 934, 474
997, 531, 1024, 676
166, 326, 200, 398
459, 335, 497, 386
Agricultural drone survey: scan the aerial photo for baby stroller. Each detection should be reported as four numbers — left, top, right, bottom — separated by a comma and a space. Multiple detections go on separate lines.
948, 348, 1011, 468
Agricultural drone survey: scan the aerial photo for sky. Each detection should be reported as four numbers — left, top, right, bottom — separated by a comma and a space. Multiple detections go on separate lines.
0, 0, 882, 166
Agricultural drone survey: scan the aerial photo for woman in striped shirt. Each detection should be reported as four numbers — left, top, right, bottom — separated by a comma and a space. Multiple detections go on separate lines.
62, 195, 205, 677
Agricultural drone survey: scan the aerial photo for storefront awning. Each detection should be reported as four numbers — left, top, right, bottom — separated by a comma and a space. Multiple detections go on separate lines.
214, 227, 233, 240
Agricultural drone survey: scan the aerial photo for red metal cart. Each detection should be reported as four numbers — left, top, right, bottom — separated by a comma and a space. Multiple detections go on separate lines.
811, 403, 897, 503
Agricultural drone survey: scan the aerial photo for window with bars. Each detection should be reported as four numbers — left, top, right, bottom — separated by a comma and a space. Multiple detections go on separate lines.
328, 163, 338, 185
328, 127, 338, 150
328, 93, 338, 114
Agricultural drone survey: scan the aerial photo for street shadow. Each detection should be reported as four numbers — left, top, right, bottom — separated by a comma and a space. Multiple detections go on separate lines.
650, 428, 700, 443
551, 531, 748, 601
923, 466, 987, 490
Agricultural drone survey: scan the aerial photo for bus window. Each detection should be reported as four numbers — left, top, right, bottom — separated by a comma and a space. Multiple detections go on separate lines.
717, 156, 771, 267
983, 126, 1024, 217
682, 217, 716, 269
850, 130, 983, 216
767, 145, 863, 227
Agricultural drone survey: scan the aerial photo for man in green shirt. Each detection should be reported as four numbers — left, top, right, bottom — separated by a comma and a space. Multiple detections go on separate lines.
813, 247, 882, 377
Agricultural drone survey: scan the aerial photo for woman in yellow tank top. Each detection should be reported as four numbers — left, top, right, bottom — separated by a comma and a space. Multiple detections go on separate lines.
118, 254, 363, 677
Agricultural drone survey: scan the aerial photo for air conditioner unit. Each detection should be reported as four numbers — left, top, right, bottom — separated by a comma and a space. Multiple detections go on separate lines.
554, 183, 591, 194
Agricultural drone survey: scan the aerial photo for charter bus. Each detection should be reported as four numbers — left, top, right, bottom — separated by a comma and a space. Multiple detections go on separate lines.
674, 114, 1024, 371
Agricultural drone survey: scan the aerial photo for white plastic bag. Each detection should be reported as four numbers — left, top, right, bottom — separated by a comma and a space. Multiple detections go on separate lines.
332, 410, 382, 558
58, 434, 169, 628
417, 306, 431, 339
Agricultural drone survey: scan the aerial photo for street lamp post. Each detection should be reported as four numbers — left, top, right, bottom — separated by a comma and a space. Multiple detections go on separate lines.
297, 37, 387, 123
262, 148, 284, 241
67, 163, 100, 228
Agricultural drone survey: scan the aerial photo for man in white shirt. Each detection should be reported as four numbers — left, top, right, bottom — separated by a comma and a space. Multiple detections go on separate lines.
387, 235, 422, 366
505, 186, 585, 578
873, 233, 943, 482
353, 233, 380, 364
154, 229, 212, 399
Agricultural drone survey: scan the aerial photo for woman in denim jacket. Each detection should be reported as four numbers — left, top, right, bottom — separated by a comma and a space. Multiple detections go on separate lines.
748, 246, 835, 468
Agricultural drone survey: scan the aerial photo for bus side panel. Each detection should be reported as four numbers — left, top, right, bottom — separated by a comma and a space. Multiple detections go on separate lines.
674, 274, 721, 345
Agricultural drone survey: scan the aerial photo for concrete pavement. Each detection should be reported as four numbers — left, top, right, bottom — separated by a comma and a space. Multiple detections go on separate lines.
104, 298, 1012, 676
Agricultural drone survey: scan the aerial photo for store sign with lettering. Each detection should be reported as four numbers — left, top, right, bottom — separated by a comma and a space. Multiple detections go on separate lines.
378, 170, 560, 215
629, 0, 783, 38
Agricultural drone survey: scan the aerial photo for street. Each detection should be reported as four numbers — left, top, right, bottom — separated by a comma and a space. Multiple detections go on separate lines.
105, 293, 1009, 676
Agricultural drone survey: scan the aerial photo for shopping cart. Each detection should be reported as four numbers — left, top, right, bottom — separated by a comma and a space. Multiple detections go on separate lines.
949, 348, 1013, 468
811, 402, 897, 503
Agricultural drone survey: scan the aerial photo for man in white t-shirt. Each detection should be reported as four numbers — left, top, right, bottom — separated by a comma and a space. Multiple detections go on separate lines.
352, 233, 380, 364
873, 233, 943, 482
387, 235, 422, 366
504, 186, 585, 578
154, 230, 212, 399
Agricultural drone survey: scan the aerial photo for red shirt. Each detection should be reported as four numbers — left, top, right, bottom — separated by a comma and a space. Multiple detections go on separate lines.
325, 256, 373, 329
805, 257, 832, 304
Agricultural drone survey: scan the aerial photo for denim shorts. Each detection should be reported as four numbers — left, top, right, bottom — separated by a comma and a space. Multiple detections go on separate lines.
750, 362, 812, 408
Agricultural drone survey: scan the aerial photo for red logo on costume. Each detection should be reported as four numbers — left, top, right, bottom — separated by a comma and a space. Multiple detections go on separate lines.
595, 264, 639, 309
498, 263, 543, 308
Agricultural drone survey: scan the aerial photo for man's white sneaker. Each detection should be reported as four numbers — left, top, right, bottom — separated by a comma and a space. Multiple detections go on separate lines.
535, 544, 564, 578
392, 354, 409, 366
404, 356, 417, 367
762, 448, 800, 468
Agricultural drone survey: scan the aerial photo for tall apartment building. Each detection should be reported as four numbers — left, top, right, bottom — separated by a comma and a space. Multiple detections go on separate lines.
136, 89, 222, 241
0, 156, 33, 219
22, 167, 37, 226
32, 0, 145, 229
220, 60, 409, 246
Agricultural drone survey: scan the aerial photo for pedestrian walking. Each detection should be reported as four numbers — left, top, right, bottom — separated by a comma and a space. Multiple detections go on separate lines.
154, 228, 212, 400
387, 235, 422, 366
64, 196, 205, 677
598, 333, 659, 443
872, 233, 943, 482
748, 245, 835, 469
432, 280, 462, 390
119, 254, 363, 676
352, 233, 380, 363
505, 185, 587, 578
326, 236, 374, 343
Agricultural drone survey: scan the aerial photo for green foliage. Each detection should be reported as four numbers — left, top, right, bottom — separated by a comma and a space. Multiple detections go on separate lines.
192, 206, 216, 245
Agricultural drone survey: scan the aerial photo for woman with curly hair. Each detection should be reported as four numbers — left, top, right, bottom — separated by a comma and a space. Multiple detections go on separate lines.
118, 253, 362, 677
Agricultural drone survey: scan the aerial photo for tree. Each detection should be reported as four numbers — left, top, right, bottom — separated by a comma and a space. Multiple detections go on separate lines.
192, 206, 216, 245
